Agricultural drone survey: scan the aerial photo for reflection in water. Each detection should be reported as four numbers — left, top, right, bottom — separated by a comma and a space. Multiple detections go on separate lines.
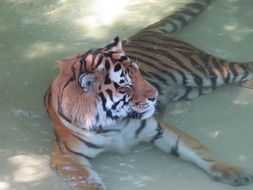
8, 155, 50, 183
0, 0, 253, 190
0, 182, 10, 190
24, 41, 68, 59
0, 155, 50, 190
209, 130, 220, 139
80, 0, 128, 25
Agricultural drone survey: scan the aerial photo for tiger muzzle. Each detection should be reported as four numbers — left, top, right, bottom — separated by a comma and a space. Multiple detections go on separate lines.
132, 79, 158, 110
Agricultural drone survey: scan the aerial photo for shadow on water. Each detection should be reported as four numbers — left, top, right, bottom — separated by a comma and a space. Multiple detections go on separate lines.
0, 0, 253, 190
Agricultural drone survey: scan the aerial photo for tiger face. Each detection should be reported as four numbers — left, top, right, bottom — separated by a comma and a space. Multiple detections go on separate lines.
53, 37, 158, 130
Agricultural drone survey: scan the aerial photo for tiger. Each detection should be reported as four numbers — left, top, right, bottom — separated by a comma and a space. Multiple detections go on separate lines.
44, 0, 253, 189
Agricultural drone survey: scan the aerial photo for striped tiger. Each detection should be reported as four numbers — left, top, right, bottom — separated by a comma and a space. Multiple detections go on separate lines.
44, 0, 253, 189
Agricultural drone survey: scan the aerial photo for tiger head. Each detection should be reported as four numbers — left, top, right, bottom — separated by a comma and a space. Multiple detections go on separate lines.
52, 37, 158, 130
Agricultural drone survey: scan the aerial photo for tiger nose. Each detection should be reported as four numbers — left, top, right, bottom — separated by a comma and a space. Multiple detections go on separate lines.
134, 84, 158, 106
144, 87, 158, 103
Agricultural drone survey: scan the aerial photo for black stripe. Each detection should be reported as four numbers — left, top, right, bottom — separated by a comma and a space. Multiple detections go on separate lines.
57, 63, 78, 123
114, 64, 121, 72
191, 72, 203, 86
229, 63, 238, 81
179, 9, 198, 17
135, 120, 147, 138
113, 82, 120, 89
209, 71, 217, 88
126, 51, 179, 83
95, 54, 104, 68
104, 51, 114, 58
151, 123, 163, 143
139, 69, 152, 78
104, 74, 111, 85
239, 64, 249, 81
99, 92, 107, 111
125, 38, 194, 55
95, 114, 100, 122
119, 55, 128, 62
200, 54, 217, 88
72, 134, 104, 149
79, 58, 85, 74
127, 111, 145, 119
159, 19, 178, 33
126, 45, 202, 86
156, 49, 203, 86
148, 72, 169, 85
171, 137, 180, 157
127, 53, 177, 83
129, 32, 194, 49
63, 140, 92, 160
57, 95, 72, 123
80, 50, 94, 73
105, 59, 110, 70
105, 89, 113, 101
104, 37, 119, 49
98, 92, 120, 120
95, 127, 121, 134
43, 86, 51, 105
170, 13, 187, 26
132, 30, 182, 44
126, 38, 181, 50
224, 71, 231, 84
90, 51, 97, 67
44, 86, 52, 115
188, 2, 205, 12
189, 57, 208, 77
112, 95, 128, 110
212, 58, 225, 82
54, 130, 64, 153
64, 64, 77, 89
182, 86, 193, 100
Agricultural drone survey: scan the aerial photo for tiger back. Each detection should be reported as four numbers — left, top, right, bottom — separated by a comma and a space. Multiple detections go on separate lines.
123, 30, 253, 104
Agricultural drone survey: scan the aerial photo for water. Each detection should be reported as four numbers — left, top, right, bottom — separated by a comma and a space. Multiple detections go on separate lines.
0, 0, 253, 189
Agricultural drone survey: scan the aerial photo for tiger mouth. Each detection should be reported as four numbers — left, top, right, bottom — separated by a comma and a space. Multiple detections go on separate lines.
128, 107, 155, 119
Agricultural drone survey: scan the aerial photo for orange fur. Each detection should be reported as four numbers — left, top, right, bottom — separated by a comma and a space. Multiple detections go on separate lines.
45, 87, 102, 189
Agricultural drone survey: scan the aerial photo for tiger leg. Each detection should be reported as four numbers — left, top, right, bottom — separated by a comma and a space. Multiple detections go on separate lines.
137, 118, 253, 186
51, 128, 104, 190
154, 119, 253, 186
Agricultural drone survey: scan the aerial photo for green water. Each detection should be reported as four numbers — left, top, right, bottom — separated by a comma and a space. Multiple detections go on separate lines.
0, 0, 253, 189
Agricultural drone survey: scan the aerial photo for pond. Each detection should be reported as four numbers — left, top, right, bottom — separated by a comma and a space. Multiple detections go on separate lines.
0, 0, 253, 189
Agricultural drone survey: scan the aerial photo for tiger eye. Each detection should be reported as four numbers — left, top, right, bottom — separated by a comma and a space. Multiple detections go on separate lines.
114, 64, 121, 72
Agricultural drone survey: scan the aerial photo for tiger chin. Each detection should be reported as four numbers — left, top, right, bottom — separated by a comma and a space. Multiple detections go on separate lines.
44, 37, 253, 190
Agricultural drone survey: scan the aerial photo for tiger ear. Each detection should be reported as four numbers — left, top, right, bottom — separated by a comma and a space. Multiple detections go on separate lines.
112, 36, 122, 50
79, 73, 95, 92
104, 36, 122, 52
